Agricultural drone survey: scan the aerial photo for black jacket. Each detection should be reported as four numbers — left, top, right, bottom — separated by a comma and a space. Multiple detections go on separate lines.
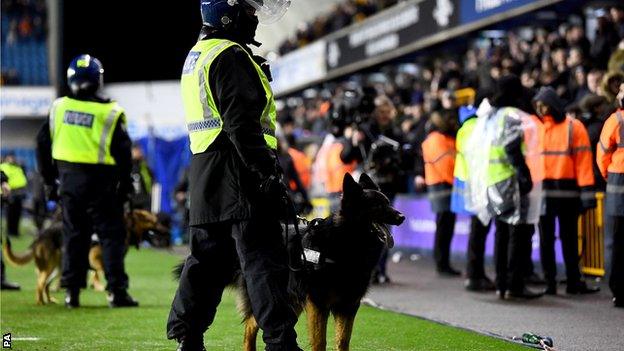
36, 94, 132, 190
187, 32, 279, 225
583, 117, 607, 191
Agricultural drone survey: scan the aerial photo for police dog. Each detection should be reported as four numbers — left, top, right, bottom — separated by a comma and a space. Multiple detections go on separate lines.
174, 173, 405, 351
3, 209, 169, 304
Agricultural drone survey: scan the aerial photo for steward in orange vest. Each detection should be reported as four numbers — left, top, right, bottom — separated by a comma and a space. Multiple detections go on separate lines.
597, 82, 624, 308
533, 87, 599, 295
422, 109, 460, 275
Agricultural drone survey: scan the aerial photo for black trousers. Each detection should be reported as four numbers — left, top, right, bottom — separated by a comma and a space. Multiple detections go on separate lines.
539, 212, 581, 287
494, 221, 532, 291
434, 211, 456, 270
525, 226, 536, 277
59, 171, 128, 291
610, 216, 624, 299
5, 194, 23, 236
466, 216, 491, 280
167, 218, 299, 350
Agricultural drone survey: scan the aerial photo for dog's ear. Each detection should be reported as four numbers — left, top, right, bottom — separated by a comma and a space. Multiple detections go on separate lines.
342, 173, 363, 199
358, 173, 380, 191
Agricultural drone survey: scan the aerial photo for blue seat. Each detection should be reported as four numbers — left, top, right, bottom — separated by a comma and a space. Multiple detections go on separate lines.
1, 35, 49, 85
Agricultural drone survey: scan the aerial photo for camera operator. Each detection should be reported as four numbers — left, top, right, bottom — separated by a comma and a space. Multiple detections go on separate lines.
341, 94, 405, 284
341, 95, 405, 195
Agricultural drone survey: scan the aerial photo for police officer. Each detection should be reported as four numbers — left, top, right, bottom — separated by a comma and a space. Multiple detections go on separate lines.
597, 82, 624, 308
36, 55, 138, 308
1, 170, 21, 291
130, 144, 154, 210
166, 1, 301, 350
0, 154, 28, 237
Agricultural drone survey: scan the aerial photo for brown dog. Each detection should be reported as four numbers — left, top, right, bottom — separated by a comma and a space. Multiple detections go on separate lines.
3, 209, 168, 304
239, 174, 405, 351
173, 173, 405, 351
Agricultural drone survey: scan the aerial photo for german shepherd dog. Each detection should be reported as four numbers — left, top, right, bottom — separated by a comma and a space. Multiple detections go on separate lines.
3, 209, 169, 304
176, 173, 405, 351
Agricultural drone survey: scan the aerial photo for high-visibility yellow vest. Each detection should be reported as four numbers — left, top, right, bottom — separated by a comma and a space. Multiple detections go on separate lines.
181, 38, 277, 154
487, 108, 523, 186
50, 97, 125, 165
0, 163, 27, 190
453, 117, 477, 182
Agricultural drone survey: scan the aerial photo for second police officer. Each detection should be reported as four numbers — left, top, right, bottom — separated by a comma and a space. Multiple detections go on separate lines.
166, 1, 302, 350
36, 55, 138, 308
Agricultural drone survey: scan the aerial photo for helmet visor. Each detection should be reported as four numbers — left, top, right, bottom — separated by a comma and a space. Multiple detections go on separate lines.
242, 0, 290, 24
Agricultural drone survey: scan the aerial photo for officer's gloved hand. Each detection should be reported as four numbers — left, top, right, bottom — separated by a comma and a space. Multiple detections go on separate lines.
44, 184, 59, 202
258, 174, 289, 217
116, 181, 133, 203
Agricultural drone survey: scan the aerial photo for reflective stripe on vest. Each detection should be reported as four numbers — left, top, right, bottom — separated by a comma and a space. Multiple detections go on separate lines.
0, 163, 27, 190
50, 97, 124, 165
541, 118, 590, 156
181, 39, 277, 155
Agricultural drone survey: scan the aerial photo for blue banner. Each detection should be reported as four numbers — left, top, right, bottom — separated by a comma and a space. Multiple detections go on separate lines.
391, 195, 564, 263
460, 0, 539, 24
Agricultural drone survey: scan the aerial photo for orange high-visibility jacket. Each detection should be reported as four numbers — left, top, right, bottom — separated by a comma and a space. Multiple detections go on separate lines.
541, 115, 595, 211
288, 147, 312, 190
597, 109, 624, 216
422, 131, 456, 212
325, 142, 357, 194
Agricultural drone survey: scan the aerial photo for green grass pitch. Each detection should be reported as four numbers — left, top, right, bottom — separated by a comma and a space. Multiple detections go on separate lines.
1, 231, 527, 350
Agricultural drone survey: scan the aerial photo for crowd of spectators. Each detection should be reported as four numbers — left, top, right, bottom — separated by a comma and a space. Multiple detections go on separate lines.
2, 0, 47, 44
277, 0, 399, 55
277, 6, 624, 198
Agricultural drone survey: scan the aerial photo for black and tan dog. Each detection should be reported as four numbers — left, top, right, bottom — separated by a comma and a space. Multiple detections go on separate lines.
3, 209, 169, 304
175, 173, 405, 351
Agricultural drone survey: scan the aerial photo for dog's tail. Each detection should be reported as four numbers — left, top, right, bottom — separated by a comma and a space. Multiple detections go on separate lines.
172, 260, 185, 281
2, 236, 34, 266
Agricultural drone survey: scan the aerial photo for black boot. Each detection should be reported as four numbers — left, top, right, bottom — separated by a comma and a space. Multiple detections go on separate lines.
507, 287, 544, 299
176, 335, 206, 351
107, 290, 139, 308
65, 288, 80, 308
566, 281, 600, 295
465, 277, 496, 292
437, 266, 462, 277
614, 297, 624, 308
1, 280, 20, 290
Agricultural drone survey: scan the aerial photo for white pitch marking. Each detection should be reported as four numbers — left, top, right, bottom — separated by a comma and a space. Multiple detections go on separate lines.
12, 337, 41, 341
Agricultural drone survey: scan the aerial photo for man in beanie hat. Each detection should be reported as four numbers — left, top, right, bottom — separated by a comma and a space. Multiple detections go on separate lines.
533, 86, 600, 295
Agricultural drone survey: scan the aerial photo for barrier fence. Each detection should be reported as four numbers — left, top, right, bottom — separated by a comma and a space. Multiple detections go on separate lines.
578, 192, 605, 277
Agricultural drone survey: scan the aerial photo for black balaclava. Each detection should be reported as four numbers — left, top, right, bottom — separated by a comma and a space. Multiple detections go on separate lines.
235, 5, 260, 46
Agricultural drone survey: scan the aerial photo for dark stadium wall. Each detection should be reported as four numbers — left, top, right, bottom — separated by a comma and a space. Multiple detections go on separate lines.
59, 0, 201, 94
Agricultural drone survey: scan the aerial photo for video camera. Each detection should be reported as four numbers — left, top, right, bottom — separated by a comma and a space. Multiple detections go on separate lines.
329, 85, 377, 135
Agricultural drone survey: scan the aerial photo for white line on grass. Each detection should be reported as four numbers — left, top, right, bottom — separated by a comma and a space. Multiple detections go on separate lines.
13, 337, 41, 341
